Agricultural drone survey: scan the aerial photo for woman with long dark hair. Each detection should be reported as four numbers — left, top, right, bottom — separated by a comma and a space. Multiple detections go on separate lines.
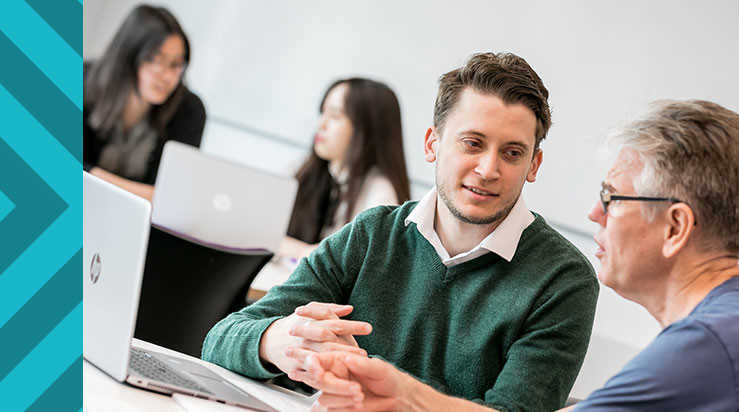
281, 78, 411, 259
83, 5, 206, 201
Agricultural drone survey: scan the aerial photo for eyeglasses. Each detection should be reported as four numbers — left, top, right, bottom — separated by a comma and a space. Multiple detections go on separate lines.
599, 182, 683, 215
142, 54, 187, 76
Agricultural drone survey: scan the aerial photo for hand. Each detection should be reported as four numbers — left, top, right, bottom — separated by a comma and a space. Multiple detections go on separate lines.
259, 302, 372, 383
89, 167, 155, 201
303, 352, 364, 411
307, 352, 415, 412
308, 353, 497, 412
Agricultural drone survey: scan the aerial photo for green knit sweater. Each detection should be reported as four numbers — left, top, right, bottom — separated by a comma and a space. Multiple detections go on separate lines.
202, 202, 599, 412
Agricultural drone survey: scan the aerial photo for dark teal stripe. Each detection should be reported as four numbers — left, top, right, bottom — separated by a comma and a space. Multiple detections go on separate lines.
0, 31, 81, 163
0, 250, 81, 381
0, 138, 67, 276
26, 356, 82, 412
24, 0, 82, 57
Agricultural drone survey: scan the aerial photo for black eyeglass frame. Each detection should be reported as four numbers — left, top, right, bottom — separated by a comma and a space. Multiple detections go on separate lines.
599, 184, 683, 215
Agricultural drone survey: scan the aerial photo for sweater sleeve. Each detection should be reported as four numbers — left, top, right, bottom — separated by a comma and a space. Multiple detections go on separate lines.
485, 263, 599, 412
201, 210, 370, 379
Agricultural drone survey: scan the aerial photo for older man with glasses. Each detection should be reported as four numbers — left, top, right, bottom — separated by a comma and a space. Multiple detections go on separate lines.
564, 100, 739, 411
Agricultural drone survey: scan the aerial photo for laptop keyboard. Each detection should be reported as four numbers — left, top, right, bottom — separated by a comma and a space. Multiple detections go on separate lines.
129, 347, 213, 395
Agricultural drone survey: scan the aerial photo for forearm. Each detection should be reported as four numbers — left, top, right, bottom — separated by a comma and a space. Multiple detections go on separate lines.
258, 317, 289, 369
403, 373, 499, 412
203, 254, 354, 377
90, 167, 155, 201
201, 311, 283, 379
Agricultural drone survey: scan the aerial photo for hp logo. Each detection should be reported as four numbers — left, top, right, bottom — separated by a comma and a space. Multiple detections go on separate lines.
90, 253, 102, 284
212, 193, 233, 212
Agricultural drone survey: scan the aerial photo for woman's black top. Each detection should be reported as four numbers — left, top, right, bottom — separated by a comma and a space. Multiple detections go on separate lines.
83, 65, 206, 185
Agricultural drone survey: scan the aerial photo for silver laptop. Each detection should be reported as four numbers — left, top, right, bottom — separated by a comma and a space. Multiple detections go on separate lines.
83, 172, 277, 412
152, 141, 297, 251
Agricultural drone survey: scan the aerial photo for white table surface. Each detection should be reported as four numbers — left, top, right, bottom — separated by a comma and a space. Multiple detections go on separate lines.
84, 338, 315, 412
250, 259, 296, 293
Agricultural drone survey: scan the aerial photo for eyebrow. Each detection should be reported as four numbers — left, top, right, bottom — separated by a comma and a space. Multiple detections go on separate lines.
602, 181, 617, 193
457, 130, 532, 150
458, 130, 486, 138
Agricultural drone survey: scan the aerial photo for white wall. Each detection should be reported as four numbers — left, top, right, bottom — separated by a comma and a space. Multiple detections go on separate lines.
85, 0, 739, 235
86, 0, 734, 398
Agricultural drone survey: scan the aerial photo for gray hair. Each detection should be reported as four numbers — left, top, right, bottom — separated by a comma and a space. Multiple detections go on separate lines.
612, 99, 739, 254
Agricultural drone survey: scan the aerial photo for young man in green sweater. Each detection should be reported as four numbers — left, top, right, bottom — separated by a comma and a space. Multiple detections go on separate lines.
202, 52, 599, 412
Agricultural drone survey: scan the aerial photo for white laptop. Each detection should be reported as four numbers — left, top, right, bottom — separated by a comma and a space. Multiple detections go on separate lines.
152, 141, 297, 251
83, 172, 277, 411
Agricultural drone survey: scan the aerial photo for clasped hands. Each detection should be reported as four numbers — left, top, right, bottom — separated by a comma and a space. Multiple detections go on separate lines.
259, 302, 414, 411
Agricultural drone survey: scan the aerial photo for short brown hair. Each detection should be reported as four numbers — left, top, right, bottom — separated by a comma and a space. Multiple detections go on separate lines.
615, 100, 739, 254
433, 52, 552, 150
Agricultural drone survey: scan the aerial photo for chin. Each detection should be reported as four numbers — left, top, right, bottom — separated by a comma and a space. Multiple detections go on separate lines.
454, 208, 504, 225
143, 88, 172, 105
313, 147, 330, 161
464, 202, 511, 223
147, 96, 169, 105
597, 270, 620, 291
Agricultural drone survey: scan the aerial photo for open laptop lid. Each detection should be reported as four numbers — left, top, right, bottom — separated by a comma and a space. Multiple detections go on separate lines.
83, 172, 151, 382
151, 141, 298, 252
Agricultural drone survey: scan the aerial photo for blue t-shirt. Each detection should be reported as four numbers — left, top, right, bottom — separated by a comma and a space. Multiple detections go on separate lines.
575, 276, 739, 411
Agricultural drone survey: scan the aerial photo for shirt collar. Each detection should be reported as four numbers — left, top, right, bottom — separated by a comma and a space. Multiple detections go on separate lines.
405, 187, 534, 262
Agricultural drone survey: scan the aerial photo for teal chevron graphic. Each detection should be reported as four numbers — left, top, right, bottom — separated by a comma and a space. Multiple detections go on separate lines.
0, 138, 67, 276
0, 1, 81, 410
24, 0, 82, 57
1, 1, 81, 108
26, 356, 83, 412
0, 190, 14, 223
0, 249, 81, 381
0, 30, 81, 163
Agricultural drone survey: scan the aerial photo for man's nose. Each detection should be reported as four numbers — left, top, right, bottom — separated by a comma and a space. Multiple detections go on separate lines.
474, 153, 501, 180
588, 200, 606, 226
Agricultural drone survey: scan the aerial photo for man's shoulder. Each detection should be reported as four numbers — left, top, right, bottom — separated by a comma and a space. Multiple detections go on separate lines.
683, 280, 739, 369
576, 314, 737, 410
641, 305, 736, 380
320, 201, 422, 262
353, 200, 419, 228
620, 287, 739, 382
629, 316, 736, 401
516, 213, 595, 276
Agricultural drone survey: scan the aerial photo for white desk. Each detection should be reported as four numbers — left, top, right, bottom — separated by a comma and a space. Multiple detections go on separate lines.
84, 338, 314, 412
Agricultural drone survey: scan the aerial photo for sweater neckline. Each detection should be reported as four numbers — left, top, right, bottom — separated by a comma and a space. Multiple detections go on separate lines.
440, 213, 547, 280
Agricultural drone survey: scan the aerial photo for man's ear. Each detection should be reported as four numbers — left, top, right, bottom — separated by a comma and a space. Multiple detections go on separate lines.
526, 149, 543, 182
424, 127, 439, 163
662, 203, 696, 258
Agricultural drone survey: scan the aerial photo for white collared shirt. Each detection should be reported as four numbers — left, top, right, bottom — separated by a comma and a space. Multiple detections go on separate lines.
404, 188, 535, 267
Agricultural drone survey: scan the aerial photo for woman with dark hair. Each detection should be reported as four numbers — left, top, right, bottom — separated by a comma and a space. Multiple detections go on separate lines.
83, 5, 206, 201
281, 78, 411, 259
